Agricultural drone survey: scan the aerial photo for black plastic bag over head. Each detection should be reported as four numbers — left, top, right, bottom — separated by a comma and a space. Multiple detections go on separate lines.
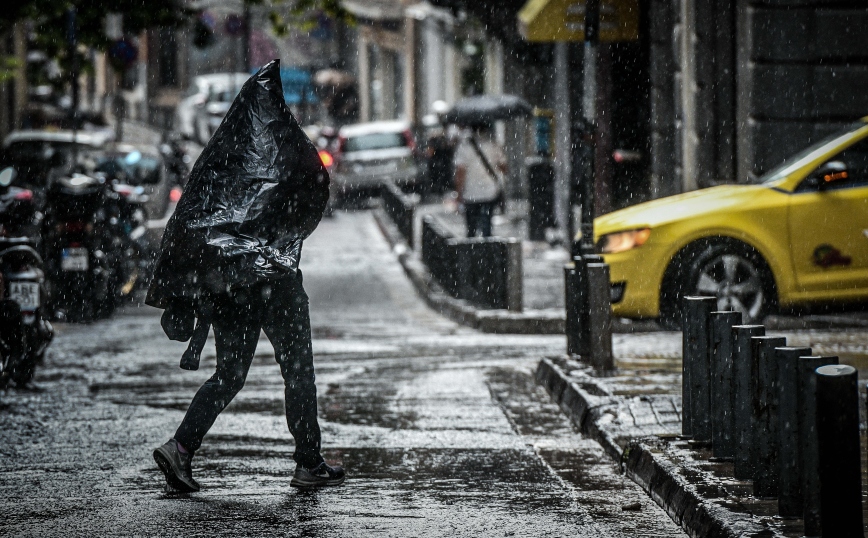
146, 60, 329, 312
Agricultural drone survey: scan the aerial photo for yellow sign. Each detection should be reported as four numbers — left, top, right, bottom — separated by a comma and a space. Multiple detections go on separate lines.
518, 0, 639, 42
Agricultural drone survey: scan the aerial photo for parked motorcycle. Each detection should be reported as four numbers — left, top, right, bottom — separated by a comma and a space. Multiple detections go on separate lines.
42, 172, 118, 322
160, 133, 191, 187
108, 181, 153, 300
0, 167, 53, 388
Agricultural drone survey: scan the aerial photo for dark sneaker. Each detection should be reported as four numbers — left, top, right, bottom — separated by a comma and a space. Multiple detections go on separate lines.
153, 440, 200, 493
290, 462, 346, 488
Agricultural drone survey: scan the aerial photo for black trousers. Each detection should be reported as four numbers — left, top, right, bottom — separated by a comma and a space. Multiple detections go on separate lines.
465, 201, 494, 238
173, 271, 323, 469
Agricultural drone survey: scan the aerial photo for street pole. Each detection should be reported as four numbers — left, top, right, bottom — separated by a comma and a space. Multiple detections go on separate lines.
564, 0, 612, 371
67, 7, 79, 166
580, 0, 599, 256
244, 5, 252, 71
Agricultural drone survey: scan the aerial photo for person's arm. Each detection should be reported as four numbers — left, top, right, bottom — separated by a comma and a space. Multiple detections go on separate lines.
453, 140, 468, 203
454, 164, 466, 204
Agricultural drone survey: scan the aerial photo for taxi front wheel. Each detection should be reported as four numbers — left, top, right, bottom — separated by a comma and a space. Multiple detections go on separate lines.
659, 239, 776, 330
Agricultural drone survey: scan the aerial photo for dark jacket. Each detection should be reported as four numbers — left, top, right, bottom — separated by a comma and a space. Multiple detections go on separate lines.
146, 59, 329, 317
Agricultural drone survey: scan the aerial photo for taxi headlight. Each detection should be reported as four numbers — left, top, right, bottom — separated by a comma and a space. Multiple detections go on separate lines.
599, 228, 651, 254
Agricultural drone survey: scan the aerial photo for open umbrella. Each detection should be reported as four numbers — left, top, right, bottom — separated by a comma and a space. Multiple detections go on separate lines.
442, 94, 533, 126
313, 68, 355, 88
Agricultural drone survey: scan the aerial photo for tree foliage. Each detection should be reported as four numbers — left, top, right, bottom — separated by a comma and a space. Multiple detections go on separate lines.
1, 0, 352, 79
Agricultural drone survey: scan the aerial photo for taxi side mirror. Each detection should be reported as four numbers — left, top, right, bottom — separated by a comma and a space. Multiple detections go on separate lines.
811, 160, 848, 190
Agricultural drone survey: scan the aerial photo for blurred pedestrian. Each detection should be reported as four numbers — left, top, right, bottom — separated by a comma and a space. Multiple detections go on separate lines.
423, 101, 457, 196
147, 60, 344, 493
453, 122, 506, 238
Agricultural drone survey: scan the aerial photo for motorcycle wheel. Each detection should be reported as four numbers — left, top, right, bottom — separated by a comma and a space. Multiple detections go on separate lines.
10, 353, 35, 386
0, 346, 10, 390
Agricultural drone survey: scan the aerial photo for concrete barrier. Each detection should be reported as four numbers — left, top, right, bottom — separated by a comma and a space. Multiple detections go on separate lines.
381, 181, 416, 249
420, 216, 522, 311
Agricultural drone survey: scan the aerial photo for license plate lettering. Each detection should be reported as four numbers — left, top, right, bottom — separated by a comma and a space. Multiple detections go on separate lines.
9, 282, 39, 310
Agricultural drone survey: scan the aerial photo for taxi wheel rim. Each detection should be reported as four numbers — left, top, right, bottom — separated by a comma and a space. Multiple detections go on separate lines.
694, 253, 764, 321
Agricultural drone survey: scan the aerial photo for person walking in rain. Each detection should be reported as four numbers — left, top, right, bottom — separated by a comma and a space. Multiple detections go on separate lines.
146, 60, 344, 493
453, 122, 507, 238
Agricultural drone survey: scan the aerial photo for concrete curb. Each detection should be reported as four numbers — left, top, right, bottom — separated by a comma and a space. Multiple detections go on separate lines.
536, 356, 786, 538
534, 357, 623, 460
373, 207, 566, 334
624, 440, 784, 538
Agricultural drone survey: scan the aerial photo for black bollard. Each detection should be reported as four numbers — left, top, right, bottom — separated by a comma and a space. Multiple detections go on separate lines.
710, 311, 742, 459
799, 355, 838, 537
578, 254, 603, 358
682, 296, 717, 441
815, 364, 864, 538
750, 335, 786, 497
564, 263, 580, 356
586, 262, 614, 372
776, 346, 812, 517
732, 324, 764, 479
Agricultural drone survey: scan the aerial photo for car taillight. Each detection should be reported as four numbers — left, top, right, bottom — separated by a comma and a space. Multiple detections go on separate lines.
318, 150, 334, 169
14, 189, 33, 201
170, 187, 182, 202
403, 130, 416, 152
57, 221, 92, 234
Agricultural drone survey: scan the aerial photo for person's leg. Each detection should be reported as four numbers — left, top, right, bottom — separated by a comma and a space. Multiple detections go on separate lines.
480, 202, 494, 237
465, 202, 480, 238
261, 272, 323, 469
173, 308, 260, 453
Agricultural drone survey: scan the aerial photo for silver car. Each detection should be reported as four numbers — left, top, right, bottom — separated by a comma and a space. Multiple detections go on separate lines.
174, 73, 248, 142
92, 144, 172, 220
331, 120, 420, 198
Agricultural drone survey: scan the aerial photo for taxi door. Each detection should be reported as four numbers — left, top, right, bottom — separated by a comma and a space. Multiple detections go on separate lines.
788, 138, 868, 298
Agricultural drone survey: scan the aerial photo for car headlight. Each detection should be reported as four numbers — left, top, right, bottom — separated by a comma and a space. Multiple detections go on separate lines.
599, 228, 651, 254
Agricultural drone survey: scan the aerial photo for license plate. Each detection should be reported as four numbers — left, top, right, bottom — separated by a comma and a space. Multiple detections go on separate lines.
61, 247, 89, 271
9, 281, 39, 310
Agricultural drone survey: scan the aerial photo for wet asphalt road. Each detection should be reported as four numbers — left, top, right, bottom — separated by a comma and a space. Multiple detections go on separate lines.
0, 211, 686, 537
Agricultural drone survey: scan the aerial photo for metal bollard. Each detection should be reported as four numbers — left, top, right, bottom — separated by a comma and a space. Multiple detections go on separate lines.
750, 335, 786, 497
682, 296, 717, 440
776, 346, 812, 517
586, 262, 614, 372
710, 311, 742, 459
799, 355, 838, 537
578, 254, 603, 358
564, 263, 580, 356
815, 364, 864, 538
732, 324, 764, 479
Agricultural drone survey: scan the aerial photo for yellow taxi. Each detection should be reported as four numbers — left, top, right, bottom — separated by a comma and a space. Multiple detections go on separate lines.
589, 117, 868, 328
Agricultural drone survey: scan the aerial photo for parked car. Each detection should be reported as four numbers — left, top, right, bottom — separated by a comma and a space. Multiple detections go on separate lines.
330, 120, 420, 202
583, 117, 868, 328
92, 144, 172, 220
174, 72, 248, 142
192, 83, 244, 145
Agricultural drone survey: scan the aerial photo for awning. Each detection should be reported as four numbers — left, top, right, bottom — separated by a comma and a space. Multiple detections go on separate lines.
518, 0, 639, 42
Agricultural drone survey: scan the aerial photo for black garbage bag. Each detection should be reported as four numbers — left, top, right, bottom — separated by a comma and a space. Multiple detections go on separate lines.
146, 59, 329, 319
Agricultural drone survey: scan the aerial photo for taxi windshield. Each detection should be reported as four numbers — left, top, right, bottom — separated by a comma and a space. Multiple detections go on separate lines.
759, 121, 868, 184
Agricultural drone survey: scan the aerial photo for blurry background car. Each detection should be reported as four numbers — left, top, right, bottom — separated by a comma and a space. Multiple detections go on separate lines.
193, 84, 245, 145
2, 130, 110, 208
582, 117, 868, 329
330, 120, 420, 203
174, 72, 248, 143
92, 144, 172, 220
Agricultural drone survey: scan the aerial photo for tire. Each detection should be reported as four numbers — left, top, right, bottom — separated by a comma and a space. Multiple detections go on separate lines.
0, 345, 10, 390
659, 239, 776, 330
10, 353, 35, 386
